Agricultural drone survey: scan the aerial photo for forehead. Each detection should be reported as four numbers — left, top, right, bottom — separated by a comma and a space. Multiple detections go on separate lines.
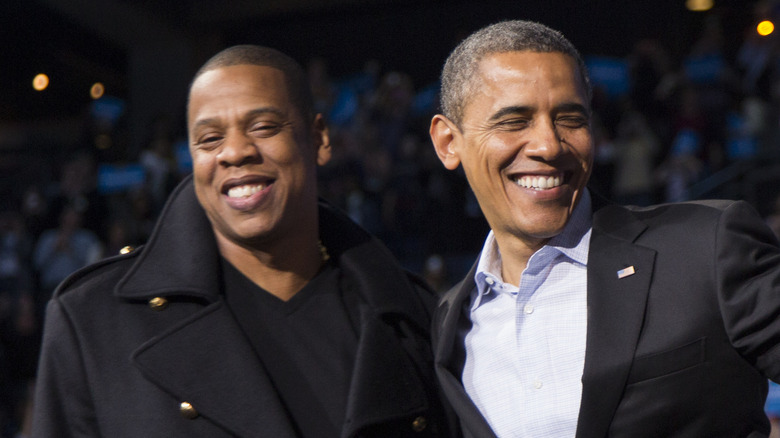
188, 64, 292, 123
463, 51, 587, 116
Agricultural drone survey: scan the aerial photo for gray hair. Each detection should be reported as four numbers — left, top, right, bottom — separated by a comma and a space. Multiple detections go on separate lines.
439, 20, 592, 127
189, 45, 314, 122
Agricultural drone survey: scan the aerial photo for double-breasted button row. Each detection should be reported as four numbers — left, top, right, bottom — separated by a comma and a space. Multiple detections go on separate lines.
180, 401, 198, 419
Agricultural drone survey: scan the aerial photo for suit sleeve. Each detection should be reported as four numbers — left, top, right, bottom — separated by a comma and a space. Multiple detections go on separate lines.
716, 201, 780, 381
32, 298, 100, 438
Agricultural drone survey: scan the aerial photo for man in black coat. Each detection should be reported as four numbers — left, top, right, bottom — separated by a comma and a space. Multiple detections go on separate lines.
428, 20, 780, 437
32, 45, 454, 438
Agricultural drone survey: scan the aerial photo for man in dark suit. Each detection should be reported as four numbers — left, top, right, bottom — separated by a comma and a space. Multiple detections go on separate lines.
32, 45, 454, 437
428, 20, 780, 437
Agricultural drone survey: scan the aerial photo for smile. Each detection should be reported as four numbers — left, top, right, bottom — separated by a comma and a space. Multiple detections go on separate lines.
227, 184, 268, 198
513, 173, 564, 190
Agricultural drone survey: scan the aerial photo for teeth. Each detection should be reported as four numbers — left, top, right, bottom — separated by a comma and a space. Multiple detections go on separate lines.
227, 184, 266, 198
515, 175, 562, 190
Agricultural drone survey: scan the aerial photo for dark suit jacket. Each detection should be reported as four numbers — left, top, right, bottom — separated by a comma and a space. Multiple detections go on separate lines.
32, 176, 453, 438
433, 199, 780, 438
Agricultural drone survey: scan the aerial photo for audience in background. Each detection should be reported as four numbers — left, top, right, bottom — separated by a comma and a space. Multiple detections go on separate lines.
1, 12, 780, 438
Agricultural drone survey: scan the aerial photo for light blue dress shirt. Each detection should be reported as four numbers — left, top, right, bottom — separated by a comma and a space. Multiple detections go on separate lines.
463, 190, 592, 437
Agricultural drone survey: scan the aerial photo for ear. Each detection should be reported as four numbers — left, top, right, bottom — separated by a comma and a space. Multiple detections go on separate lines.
429, 114, 462, 170
312, 113, 332, 166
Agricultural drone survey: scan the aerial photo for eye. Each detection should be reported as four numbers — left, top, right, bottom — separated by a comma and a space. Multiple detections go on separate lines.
555, 116, 588, 129
193, 132, 223, 150
249, 121, 282, 137
495, 118, 529, 131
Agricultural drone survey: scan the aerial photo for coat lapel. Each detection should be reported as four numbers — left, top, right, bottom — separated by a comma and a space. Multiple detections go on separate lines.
433, 264, 498, 438
342, 307, 429, 437
321, 202, 434, 436
575, 205, 656, 438
132, 301, 297, 438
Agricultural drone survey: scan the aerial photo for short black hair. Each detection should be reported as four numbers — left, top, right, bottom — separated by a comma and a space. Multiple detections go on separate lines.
188, 45, 314, 122
440, 20, 591, 127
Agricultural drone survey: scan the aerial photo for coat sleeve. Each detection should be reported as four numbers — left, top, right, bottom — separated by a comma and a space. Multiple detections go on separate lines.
32, 298, 100, 438
716, 200, 780, 381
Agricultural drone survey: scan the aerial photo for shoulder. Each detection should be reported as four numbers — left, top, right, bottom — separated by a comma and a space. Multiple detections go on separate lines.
597, 199, 759, 229
52, 246, 141, 305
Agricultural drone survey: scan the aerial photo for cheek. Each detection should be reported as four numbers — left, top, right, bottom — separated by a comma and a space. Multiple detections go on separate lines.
191, 153, 216, 178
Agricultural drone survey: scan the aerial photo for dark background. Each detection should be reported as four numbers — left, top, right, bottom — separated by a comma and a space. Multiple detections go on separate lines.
0, 0, 759, 122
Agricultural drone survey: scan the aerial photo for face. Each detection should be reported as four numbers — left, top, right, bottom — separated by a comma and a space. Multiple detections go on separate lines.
431, 51, 593, 251
188, 64, 330, 250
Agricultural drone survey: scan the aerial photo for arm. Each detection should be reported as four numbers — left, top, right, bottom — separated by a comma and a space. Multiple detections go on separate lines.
716, 201, 780, 381
32, 299, 100, 438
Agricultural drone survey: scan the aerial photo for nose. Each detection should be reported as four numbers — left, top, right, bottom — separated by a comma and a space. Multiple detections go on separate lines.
524, 119, 565, 161
217, 132, 260, 166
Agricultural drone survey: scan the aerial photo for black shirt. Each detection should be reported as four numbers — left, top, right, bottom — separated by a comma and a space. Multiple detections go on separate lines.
222, 258, 359, 438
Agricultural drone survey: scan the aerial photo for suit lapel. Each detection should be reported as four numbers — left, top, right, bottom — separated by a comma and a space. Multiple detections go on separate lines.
433, 264, 498, 438
575, 205, 656, 438
132, 302, 297, 438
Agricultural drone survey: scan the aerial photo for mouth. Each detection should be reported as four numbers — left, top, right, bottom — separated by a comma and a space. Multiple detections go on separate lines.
512, 172, 567, 190
227, 183, 269, 198
222, 177, 275, 198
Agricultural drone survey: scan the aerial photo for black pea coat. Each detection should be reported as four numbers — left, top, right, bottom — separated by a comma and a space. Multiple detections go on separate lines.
33, 176, 455, 438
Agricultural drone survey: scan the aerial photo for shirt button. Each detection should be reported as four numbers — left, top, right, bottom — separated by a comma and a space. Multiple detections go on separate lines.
485, 277, 495, 285
534, 379, 543, 389
524, 304, 534, 314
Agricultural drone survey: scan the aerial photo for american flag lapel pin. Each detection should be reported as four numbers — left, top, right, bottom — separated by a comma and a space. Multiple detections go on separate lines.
617, 266, 636, 279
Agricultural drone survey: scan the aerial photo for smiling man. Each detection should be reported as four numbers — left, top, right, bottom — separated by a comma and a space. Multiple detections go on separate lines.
32, 45, 454, 438
430, 20, 780, 437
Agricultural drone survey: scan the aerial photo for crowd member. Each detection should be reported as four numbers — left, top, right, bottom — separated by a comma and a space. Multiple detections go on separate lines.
32, 45, 454, 437
428, 20, 780, 437
32, 204, 102, 307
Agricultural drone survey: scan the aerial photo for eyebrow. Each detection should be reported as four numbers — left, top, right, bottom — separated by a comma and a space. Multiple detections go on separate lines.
191, 106, 287, 130
488, 102, 590, 122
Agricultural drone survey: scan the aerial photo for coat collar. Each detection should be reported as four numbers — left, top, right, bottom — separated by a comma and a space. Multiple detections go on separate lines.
115, 175, 221, 302
123, 176, 433, 436
115, 175, 430, 331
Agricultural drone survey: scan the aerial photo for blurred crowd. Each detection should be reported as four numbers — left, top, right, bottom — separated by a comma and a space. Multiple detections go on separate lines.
3, 11, 780, 438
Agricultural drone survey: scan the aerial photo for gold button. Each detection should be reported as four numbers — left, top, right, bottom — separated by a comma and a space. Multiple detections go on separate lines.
119, 245, 134, 254
179, 401, 198, 419
411, 416, 427, 432
149, 297, 168, 310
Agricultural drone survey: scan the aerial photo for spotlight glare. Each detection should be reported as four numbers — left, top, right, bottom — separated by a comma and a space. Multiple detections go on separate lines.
758, 20, 775, 36
33, 73, 49, 91
686, 0, 713, 11
90, 82, 105, 99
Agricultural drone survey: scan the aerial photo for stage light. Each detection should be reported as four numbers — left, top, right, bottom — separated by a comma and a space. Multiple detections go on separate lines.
33, 73, 49, 91
758, 20, 775, 36
90, 82, 105, 99
686, 0, 713, 11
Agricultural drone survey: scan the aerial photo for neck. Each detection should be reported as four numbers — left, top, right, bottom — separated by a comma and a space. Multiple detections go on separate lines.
217, 232, 324, 302
494, 232, 547, 286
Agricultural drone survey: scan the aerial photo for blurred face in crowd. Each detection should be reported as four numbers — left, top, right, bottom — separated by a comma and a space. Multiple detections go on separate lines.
430, 51, 593, 253
188, 64, 330, 251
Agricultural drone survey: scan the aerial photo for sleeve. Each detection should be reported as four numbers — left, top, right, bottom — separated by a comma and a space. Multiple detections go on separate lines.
31, 298, 100, 438
716, 200, 780, 381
